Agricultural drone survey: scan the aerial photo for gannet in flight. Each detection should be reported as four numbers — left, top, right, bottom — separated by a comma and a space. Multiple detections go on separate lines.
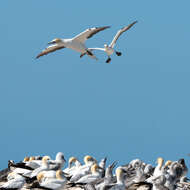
36, 26, 110, 60
81, 21, 137, 63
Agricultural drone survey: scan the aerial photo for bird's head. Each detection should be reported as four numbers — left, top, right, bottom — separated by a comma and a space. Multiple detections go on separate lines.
104, 44, 108, 48
48, 38, 62, 45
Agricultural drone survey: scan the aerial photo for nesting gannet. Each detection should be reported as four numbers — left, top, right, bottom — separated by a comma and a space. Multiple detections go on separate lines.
0, 173, 26, 189
70, 155, 97, 182
24, 156, 51, 178
178, 158, 188, 177
151, 175, 169, 190
8, 158, 33, 171
25, 156, 45, 169
95, 161, 117, 190
36, 26, 110, 60
81, 21, 137, 63
74, 163, 103, 184
63, 156, 82, 175
107, 168, 126, 190
30, 170, 67, 189
146, 158, 171, 183
47, 152, 66, 170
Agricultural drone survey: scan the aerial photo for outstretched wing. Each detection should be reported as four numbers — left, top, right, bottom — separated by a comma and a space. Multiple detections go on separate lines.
36, 44, 65, 59
109, 21, 137, 48
73, 26, 110, 43
88, 48, 105, 51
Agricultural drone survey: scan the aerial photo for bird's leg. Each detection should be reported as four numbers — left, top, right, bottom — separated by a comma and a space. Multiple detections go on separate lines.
80, 52, 86, 58
86, 50, 93, 56
106, 57, 111, 63
115, 51, 122, 56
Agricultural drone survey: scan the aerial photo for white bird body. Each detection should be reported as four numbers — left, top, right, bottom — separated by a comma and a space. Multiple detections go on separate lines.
36, 26, 110, 60
84, 21, 137, 63
24, 156, 51, 178
75, 164, 102, 183
109, 168, 126, 190
64, 157, 82, 175
0, 173, 25, 189
70, 155, 97, 182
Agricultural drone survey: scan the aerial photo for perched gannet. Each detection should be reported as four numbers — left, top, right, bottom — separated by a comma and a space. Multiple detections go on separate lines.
25, 156, 45, 169
151, 175, 169, 190
70, 155, 97, 182
107, 167, 126, 190
24, 156, 51, 178
36, 26, 110, 60
178, 158, 188, 177
153, 157, 165, 177
30, 170, 67, 189
95, 162, 117, 190
0, 173, 26, 189
47, 152, 66, 170
63, 156, 82, 175
81, 21, 137, 63
74, 163, 103, 184
8, 158, 33, 171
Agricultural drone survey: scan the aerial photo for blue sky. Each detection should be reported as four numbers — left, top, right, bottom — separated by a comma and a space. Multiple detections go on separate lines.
0, 1, 190, 169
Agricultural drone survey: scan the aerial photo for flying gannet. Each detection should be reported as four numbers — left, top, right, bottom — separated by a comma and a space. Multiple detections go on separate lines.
81, 21, 137, 63
36, 26, 110, 60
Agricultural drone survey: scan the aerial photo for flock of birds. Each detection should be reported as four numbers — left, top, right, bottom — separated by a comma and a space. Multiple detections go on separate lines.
36, 21, 137, 63
0, 153, 190, 189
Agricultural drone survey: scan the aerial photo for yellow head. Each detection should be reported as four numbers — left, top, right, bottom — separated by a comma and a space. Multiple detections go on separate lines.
56, 170, 63, 179
69, 157, 77, 164
91, 164, 99, 173
164, 160, 172, 167
84, 155, 97, 164
37, 172, 44, 182
29, 156, 35, 161
23, 157, 30, 162
42, 156, 51, 163
157, 157, 164, 169
48, 38, 62, 44
115, 168, 123, 177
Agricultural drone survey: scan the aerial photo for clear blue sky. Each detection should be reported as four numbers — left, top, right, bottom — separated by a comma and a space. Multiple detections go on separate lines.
0, 1, 190, 169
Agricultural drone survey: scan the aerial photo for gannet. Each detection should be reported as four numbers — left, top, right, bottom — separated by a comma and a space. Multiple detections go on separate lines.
25, 155, 47, 169
48, 152, 66, 170
152, 175, 169, 190
107, 167, 126, 190
0, 173, 26, 189
75, 163, 103, 184
98, 157, 107, 178
178, 158, 188, 177
24, 156, 51, 178
36, 26, 110, 60
81, 21, 137, 63
95, 161, 117, 190
70, 155, 97, 182
30, 170, 67, 189
63, 156, 82, 175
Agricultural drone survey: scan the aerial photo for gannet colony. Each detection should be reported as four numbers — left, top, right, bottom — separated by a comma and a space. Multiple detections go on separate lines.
0, 152, 189, 189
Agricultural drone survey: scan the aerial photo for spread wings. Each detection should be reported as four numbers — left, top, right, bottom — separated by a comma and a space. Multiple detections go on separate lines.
109, 21, 137, 48
73, 26, 110, 43
36, 44, 65, 59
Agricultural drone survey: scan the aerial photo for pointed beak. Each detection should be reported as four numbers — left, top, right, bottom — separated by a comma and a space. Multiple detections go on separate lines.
110, 161, 117, 170
48, 41, 54, 45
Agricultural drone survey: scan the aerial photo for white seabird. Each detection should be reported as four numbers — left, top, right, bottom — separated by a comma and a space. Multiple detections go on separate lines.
70, 155, 97, 182
75, 163, 103, 184
36, 26, 110, 60
63, 156, 82, 175
30, 170, 67, 189
0, 173, 26, 189
81, 21, 137, 63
